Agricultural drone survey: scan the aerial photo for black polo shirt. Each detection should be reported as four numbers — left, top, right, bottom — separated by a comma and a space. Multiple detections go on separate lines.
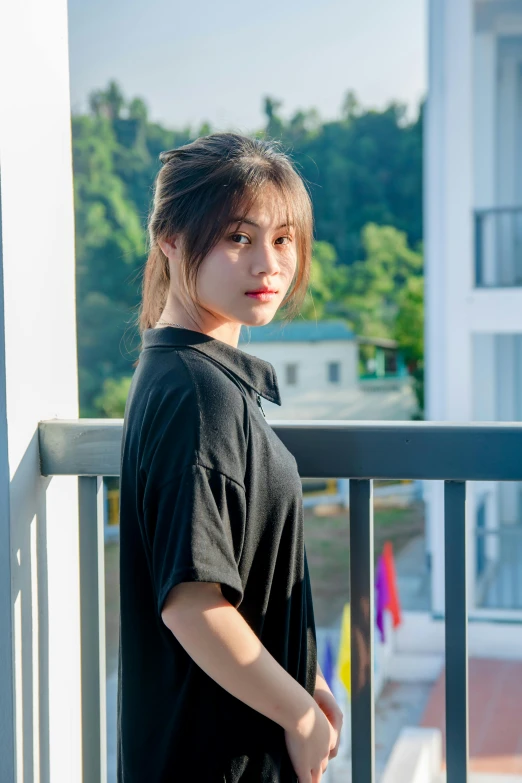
117, 326, 317, 783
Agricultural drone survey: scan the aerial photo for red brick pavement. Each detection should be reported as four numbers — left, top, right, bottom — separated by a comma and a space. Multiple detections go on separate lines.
421, 658, 522, 775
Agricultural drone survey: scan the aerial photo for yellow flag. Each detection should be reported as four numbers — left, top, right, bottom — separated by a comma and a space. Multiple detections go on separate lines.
338, 603, 351, 696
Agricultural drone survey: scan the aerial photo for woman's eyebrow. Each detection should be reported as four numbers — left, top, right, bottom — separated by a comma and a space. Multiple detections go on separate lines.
229, 217, 293, 229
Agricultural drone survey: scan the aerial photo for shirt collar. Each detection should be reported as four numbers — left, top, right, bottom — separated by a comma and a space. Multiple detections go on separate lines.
142, 327, 282, 406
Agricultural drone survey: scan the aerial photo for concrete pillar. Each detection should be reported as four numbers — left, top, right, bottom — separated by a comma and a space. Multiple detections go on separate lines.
472, 334, 500, 571
0, 0, 80, 780
425, 0, 474, 614
474, 32, 496, 211
496, 335, 520, 524
474, 31, 497, 285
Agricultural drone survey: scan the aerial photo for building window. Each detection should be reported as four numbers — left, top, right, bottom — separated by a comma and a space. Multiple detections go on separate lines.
285, 363, 298, 385
328, 362, 341, 383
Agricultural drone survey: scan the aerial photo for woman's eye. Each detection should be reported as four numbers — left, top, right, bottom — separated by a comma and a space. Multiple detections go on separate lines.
229, 233, 292, 245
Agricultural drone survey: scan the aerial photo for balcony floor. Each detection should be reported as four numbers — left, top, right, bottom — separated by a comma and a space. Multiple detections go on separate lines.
421, 658, 522, 776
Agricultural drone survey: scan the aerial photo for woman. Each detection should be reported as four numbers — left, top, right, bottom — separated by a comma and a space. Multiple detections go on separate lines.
117, 132, 343, 783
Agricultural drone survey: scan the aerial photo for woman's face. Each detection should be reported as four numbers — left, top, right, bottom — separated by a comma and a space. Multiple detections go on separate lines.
194, 183, 298, 328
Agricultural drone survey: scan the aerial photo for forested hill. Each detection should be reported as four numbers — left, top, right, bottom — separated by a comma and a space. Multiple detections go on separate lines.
72, 80, 424, 418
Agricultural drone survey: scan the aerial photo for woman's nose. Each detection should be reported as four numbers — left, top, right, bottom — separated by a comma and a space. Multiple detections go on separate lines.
252, 243, 280, 275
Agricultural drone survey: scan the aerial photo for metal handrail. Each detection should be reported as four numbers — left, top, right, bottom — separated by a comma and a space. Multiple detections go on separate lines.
37, 418, 522, 783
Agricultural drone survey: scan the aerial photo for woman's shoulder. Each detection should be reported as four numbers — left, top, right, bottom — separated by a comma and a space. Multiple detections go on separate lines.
136, 347, 249, 485
146, 346, 248, 416
140, 346, 249, 443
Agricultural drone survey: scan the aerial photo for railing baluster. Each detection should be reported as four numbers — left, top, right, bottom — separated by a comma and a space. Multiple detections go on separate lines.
78, 476, 107, 783
444, 480, 468, 783
349, 478, 375, 782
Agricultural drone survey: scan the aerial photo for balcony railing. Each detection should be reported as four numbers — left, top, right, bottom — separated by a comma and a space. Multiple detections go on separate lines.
475, 206, 522, 287
37, 418, 522, 783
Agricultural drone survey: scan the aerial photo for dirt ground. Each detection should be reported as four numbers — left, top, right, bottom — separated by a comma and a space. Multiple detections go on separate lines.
304, 501, 426, 626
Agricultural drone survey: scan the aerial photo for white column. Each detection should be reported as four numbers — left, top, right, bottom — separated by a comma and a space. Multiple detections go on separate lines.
496, 43, 520, 208
474, 32, 496, 210
472, 334, 496, 421
425, 0, 474, 615
0, 171, 16, 783
474, 32, 497, 284
496, 45, 519, 284
472, 334, 500, 576
0, 1, 80, 781
496, 335, 519, 524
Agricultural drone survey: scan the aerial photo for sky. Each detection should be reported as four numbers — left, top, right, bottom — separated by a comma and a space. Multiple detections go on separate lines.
67, 0, 426, 133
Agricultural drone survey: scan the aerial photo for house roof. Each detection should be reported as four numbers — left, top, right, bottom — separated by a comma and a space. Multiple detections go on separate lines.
238, 319, 357, 344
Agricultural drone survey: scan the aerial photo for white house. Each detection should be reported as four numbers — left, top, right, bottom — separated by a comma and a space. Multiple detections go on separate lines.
238, 319, 418, 421
425, 0, 522, 616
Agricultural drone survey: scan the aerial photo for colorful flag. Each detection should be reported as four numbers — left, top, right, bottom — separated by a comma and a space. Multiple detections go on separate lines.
375, 553, 390, 643
322, 636, 334, 692
338, 603, 351, 696
383, 541, 402, 628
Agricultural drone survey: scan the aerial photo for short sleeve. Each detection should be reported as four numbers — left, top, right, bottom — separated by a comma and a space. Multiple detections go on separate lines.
148, 462, 247, 619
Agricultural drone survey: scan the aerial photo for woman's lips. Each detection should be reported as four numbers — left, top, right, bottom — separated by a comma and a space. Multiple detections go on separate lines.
245, 291, 277, 302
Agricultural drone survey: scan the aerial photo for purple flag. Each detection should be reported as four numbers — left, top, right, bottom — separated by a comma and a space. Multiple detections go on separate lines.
376, 553, 390, 643
322, 636, 334, 691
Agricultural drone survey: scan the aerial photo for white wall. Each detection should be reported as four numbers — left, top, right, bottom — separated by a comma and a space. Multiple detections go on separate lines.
496, 335, 522, 524
239, 340, 359, 394
497, 37, 522, 208
0, 0, 80, 780
474, 31, 496, 211
395, 610, 522, 661
425, 0, 475, 614
472, 335, 500, 565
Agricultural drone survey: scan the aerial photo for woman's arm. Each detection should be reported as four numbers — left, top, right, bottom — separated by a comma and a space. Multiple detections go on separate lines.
161, 580, 319, 733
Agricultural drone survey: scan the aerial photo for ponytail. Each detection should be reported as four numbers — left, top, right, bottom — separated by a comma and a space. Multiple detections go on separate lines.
139, 244, 170, 332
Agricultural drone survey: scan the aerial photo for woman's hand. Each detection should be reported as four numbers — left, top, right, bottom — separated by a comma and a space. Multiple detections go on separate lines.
284, 699, 332, 783
313, 669, 344, 760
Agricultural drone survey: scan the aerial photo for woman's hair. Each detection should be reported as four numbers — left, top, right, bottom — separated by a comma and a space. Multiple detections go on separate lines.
137, 131, 314, 340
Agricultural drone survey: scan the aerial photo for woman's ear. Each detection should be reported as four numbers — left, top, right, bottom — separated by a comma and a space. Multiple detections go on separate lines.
158, 235, 180, 259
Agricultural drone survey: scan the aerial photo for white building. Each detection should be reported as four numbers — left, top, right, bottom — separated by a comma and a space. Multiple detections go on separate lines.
239, 320, 418, 421
425, 0, 522, 616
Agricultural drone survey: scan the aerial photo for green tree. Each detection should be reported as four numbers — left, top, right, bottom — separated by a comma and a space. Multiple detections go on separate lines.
94, 376, 133, 418
89, 80, 126, 121
262, 91, 423, 267
394, 275, 424, 418
394, 275, 424, 368
342, 223, 423, 339
298, 241, 348, 320
71, 79, 425, 418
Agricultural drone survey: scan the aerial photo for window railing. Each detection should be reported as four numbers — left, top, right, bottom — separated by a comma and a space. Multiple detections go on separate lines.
474, 206, 522, 287
38, 418, 522, 783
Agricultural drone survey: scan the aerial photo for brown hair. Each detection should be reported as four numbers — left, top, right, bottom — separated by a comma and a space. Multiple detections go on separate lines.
136, 132, 314, 345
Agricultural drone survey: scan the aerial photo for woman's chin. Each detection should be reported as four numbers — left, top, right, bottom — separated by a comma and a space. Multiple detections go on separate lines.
241, 310, 278, 328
